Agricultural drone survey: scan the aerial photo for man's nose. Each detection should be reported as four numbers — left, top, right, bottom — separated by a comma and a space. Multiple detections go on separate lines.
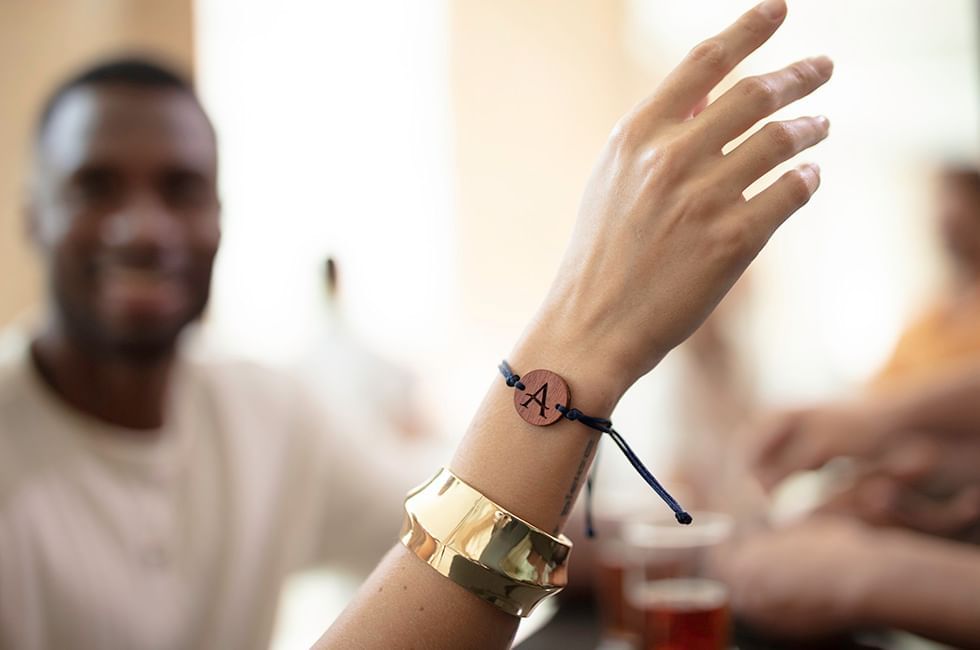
100, 192, 180, 254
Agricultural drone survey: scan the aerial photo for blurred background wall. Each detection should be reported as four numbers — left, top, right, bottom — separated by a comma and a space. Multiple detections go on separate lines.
0, 0, 193, 325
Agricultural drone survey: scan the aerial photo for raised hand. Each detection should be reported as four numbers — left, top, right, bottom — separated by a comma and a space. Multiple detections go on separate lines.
532, 0, 832, 395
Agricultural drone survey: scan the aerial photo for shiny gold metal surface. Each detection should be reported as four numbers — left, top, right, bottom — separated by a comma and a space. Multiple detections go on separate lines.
400, 467, 573, 617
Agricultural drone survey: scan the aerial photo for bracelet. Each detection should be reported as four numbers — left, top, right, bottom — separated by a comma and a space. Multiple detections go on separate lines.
499, 360, 692, 535
400, 467, 572, 617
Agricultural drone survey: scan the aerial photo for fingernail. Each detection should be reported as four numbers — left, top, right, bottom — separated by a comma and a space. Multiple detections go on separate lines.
807, 162, 821, 175
808, 55, 834, 77
816, 115, 830, 130
758, 0, 786, 20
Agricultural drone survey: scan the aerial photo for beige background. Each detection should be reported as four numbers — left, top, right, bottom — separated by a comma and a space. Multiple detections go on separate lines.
0, 0, 193, 326
450, 0, 657, 327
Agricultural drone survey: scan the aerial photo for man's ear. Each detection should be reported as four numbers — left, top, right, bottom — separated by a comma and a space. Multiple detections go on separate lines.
24, 193, 40, 248
23, 157, 42, 248
24, 167, 50, 251
22, 187, 50, 253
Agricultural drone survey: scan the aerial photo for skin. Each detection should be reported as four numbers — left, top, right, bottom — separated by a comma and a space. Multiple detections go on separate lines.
725, 516, 980, 648
751, 367, 980, 538
937, 169, 980, 282
316, 1, 835, 647
814, 438, 980, 539
743, 364, 980, 643
749, 169, 980, 531
28, 84, 220, 430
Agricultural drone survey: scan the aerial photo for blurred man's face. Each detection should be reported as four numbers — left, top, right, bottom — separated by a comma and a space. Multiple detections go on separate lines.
32, 85, 220, 360
937, 172, 980, 271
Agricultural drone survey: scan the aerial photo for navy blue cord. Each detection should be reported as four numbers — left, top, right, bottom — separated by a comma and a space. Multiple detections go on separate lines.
499, 361, 525, 391
584, 444, 598, 537
499, 360, 693, 537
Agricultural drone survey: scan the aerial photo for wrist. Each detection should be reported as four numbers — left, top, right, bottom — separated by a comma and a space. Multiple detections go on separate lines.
511, 312, 635, 418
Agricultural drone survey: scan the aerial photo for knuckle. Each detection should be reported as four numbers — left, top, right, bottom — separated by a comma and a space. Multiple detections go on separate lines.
788, 61, 810, 87
688, 39, 727, 73
765, 121, 798, 155
786, 169, 815, 205
740, 76, 778, 110
639, 139, 686, 179
694, 183, 726, 214
608, 114, 641, 152
677, 174, 732, 219
721, 221, 758, 261
703, 220, 756, 268
639, 145, 666, 171
671, 185, 705, 221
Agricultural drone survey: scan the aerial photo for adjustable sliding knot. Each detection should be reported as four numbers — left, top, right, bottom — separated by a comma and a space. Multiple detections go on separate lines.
556, 404, 613, 431
557, 405, 581, 420
498, 361, 526, 391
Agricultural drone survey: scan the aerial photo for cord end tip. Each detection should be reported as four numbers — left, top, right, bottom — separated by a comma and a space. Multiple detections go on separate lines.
675, 511, 693, 525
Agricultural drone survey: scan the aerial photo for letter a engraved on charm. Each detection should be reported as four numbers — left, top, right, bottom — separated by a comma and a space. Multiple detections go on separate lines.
513, 369, 569, 426
520, 383, 550, 418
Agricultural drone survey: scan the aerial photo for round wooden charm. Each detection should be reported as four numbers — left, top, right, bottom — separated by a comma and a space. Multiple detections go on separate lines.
513, 369, 570, 426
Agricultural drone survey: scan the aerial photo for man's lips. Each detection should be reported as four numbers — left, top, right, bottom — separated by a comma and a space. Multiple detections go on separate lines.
95, 263, 189, 321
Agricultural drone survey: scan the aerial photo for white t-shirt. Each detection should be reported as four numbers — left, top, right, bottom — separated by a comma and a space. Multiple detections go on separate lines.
0, 331, 418, 650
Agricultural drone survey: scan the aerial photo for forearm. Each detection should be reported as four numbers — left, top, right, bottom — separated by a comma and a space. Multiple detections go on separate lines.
315, 315, 630, 649
871, 365, 980, 440
862, 529, 980, 648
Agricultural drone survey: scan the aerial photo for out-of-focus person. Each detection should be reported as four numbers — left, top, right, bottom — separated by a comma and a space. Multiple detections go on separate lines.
753, 361, 980, 540
748, 165, 980, 530
730, 342, 980, 647
872, 165, 980, 393
722, 514, 980, 648
0, 58, 414, 650
728, 166, 980, 647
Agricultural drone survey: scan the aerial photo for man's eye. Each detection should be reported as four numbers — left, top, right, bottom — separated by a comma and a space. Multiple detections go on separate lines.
74, 168, 121, 204
162, 172, 211, 208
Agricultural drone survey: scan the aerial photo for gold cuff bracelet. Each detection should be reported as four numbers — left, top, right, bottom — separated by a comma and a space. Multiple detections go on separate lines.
400, 467, 573, 617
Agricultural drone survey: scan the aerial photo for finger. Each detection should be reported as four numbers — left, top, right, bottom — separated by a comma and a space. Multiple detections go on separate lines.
641, 0, 787, 121
734, 162, 821, 242
875, 437, 939, 482
887, 485, 980, 536
749, 411, 803, 488
753, 419, 836, 492
815, 477, 898, 524
720, 116, 830, 191
695, 57, 834, 151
